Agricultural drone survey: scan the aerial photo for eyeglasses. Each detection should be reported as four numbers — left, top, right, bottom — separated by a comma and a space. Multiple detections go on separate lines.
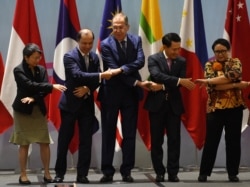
214, 50, 227, 55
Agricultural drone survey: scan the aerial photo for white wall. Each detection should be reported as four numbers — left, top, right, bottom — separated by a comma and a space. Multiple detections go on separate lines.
0, 0, 250, 170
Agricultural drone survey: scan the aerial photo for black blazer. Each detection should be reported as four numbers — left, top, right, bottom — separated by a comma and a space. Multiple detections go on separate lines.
59, 47, 101, 113
144, 52, 186, 115
12, 61, 53, 115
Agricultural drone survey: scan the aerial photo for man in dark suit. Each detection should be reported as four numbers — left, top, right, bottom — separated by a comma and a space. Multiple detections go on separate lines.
144, 33, 195, 182
97, 12, 150, 183
54, 29, 112, 184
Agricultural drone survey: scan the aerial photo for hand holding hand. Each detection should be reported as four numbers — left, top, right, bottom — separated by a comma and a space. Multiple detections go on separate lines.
136, 80, 152, 91
101, 69, 113, 80
180, 78, 196, 90
149, 81, 163, 92
194, 79, 209, 88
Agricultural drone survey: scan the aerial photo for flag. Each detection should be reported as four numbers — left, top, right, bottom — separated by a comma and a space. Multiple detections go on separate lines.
97, 0, 122, 152
0, 52, 13, 134
223, 0, 250, 110
48, 0, 81, 154
179, 0, 208, 150
138, 0, 163, 150
0, 0, 46, 122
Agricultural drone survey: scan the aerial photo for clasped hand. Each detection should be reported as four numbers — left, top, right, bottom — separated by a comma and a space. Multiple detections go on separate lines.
73, 86, 90, 98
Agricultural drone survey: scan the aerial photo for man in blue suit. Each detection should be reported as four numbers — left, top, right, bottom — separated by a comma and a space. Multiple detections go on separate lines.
144, 33, 195, 182
98, 13, 150, 183
54, 29, 112, 184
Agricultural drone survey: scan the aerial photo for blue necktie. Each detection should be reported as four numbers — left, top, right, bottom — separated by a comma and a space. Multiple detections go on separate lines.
120, 41, 126, 54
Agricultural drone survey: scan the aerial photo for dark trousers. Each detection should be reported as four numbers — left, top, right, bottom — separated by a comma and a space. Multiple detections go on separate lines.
199, 107, 243, 176
149, 101, 181, 176
55, 102, 94, 177
100, 94, 138, 176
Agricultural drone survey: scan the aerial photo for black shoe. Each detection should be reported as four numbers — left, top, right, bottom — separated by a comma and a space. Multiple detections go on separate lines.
53, 175, 64, 183
19, 177, 31, 185
122, 175, 134, 182
43, 176, 53, 183
155, 174, 165, 182
168, 175, 179, 182
198, 175, 207, 182
76, 176, 89, 183
228, 175, 239, 182
100, 175, 113, 183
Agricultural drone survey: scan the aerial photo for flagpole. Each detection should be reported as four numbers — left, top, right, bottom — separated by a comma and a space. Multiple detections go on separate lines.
183, 146, 200, 172
68, 153, 76, 172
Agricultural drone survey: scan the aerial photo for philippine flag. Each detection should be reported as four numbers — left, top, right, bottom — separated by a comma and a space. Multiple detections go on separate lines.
179, 0, 208, 150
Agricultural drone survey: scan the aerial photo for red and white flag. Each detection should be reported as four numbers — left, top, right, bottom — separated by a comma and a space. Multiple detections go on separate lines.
0, 0, 47, 120
223, 0, 250, 111
0, 52, 13, 134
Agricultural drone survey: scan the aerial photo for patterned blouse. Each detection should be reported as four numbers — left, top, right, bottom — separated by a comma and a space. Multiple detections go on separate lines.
205, 58, 245, 113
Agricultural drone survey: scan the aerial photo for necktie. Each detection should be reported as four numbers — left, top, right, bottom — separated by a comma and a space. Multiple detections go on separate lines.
120, 40, 126, 54
84, 55, 89, 70
167, 58, 172, 70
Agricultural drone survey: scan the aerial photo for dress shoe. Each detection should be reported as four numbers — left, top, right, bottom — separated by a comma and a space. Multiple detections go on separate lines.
76, 176, 89, 183
100, 175, 113, 183
198, 175, 207, 182
228, 175, 239, 182
122, 175, 134, 182
43, 176, 54, 183
53, 175, 64, 183
168, 175, 179, 182
19, 177, 31, 185
155, 174, 165, 182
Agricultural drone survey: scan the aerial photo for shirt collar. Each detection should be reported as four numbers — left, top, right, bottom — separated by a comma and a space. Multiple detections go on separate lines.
77, 47, 89, 56
163, 50, 169, 59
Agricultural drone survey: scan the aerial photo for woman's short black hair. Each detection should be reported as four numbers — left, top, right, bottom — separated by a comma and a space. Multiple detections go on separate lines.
23, 43, 42, 58
212, 38, 231, 51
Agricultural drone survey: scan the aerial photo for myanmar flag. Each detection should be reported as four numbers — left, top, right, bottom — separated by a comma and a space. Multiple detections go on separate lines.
138, 0, 163, 150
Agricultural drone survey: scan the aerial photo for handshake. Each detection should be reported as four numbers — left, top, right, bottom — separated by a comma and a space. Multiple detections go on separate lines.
137, 78, 197, 91
100, 68, 124, 80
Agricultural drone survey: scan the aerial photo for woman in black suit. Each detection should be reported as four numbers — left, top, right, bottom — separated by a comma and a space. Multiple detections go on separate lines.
9, 43, 66, 184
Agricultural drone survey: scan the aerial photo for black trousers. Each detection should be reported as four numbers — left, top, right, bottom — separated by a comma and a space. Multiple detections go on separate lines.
100, 93, 138, 176
55, 100, 94, 177
199, 106, 243, 176
149, 101, 181, 176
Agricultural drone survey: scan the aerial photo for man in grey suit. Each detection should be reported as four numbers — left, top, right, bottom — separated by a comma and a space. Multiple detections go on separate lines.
144, 33, 195, 183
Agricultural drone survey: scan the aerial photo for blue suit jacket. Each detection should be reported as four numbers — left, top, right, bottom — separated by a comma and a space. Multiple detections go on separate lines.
98, 34, 145, 103
59, 47, 100, 113
144, 52, 186, 115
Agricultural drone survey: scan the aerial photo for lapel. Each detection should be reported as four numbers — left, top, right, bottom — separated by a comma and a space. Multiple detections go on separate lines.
76, 48, 88, 71
158, 52, 169, 73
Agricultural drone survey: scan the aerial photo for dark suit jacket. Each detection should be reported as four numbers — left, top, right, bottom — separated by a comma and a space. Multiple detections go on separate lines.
59, 47, 100, 113
97, 34, 145, 103
144, 52, 186, 115
12, 61, 53, 115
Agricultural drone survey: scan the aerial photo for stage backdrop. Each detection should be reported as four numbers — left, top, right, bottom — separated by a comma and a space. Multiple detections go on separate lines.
0, 0, 250, 170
